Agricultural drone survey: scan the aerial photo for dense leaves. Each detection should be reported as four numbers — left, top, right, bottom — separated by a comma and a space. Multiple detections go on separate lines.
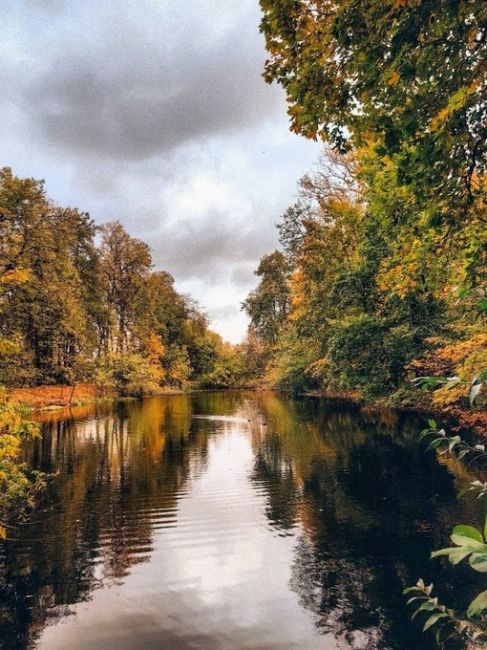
247, 0, 487, 406
260, 0, 487, 222
0, 388, 44, 537
0, 167, 242, 393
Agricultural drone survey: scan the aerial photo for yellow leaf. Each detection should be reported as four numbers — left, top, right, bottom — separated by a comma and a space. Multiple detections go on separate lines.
387, 71, 400, 86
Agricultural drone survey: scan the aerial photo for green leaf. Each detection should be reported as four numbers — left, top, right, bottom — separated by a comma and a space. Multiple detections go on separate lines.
427, 418, 437, 428
412, 601, 437, 619
431, 547, 457, 558
423, 612, 448, 632
426, 438, 444, 452
448, 547, 474, 565
450, 535, 485, 548
457, 286, 469, 301
403, 586, 420, 595
469, 553, 487, 572
467, 590, 487, 617
451, 524, 484, 544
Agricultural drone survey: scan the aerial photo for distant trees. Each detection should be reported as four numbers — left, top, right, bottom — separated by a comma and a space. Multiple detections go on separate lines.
245, 145, 486, 400
0, 168, 231, 392
242, 251, 291, 345
99, 221, 152, 354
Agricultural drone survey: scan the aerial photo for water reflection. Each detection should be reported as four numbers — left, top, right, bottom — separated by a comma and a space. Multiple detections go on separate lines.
0, 392, 484, 649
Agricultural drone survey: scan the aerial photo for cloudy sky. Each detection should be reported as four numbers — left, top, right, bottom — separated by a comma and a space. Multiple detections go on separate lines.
1, 0, 319, 342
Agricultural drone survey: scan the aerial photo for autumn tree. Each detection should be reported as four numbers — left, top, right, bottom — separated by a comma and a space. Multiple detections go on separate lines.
0, 169, 102, 384
260, 0, 487, 220
99, 221, 152, 354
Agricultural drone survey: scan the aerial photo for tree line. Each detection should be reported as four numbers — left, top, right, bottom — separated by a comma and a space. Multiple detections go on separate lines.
241, 0, 486, 412
0, 167, 259, 394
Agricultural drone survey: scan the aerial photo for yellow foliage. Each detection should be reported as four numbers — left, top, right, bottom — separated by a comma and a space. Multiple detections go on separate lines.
0, 268, 31, 285
386, 71, 400, 86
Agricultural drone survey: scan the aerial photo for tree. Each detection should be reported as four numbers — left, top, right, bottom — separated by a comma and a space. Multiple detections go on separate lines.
0, 169, 103, 384
260, 0, 487, 220
243, 251, 291, 345
99, 222, 152, 354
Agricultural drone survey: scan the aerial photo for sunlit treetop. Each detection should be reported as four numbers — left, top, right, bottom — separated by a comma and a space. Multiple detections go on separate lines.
260, 0, 487, 217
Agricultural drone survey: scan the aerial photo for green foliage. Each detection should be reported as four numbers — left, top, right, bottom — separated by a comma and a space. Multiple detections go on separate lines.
251, 0, 487, 400
266, 329, 320, 393
242, 251, 291, 345
0, 168, 236, 394
403, 579, 485, 645
405, 422, 487, 645
419, 418, 487, 467
199, 347, 245, 389
162, 344, 192, 388
259, 0, 486, 221
102, 354, 163, 397
326, 317, 420, 396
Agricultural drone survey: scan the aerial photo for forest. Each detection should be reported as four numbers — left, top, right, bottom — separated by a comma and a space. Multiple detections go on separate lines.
242, 0, 486, 417
0, 166, 261, 395
1, 4, 486, 415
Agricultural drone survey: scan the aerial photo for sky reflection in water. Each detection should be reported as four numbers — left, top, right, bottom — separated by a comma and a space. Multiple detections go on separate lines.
0, 392, 483, 649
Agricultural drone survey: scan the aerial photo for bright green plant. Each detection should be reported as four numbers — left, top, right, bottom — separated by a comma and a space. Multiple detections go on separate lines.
405, 420, 487, 645
404, 578, 486, 645
419, 419, 487, 463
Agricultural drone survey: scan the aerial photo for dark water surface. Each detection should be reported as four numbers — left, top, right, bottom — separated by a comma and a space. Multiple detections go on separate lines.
0, 392, 484, 649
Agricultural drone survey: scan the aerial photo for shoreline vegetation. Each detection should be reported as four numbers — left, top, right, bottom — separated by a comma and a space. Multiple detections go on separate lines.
6, 382, 487, 437
253, 2, 486, 645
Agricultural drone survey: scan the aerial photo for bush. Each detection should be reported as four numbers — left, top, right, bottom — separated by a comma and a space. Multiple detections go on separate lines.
326, 316, 419, 396
267, 331, 321, 392
199, 350, 245, 389
96, 353, 163, 397
0, 388, 45, 537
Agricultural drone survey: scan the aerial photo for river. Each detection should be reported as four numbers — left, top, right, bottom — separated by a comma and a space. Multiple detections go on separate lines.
0, 391, 484, 649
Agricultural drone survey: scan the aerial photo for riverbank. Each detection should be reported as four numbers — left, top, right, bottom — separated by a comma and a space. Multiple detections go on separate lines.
304, 388, 487, 436
7, 383, 185, 411
8, 383, 102, 409
7, 383, 486, 435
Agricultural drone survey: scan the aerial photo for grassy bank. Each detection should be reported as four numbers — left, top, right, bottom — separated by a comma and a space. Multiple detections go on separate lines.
7, 383, 103, 410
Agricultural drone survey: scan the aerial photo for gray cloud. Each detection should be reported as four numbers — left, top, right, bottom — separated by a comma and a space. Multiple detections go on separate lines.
15, 1, 281, 161
151, 211, 277, 282
1, 0, 319, 341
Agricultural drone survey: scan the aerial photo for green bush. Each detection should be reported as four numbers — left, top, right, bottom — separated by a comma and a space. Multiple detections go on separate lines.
267, 331, 321, 393
96, 353, 163, 397
326, 316, 419, 396
199, 351, 244, 389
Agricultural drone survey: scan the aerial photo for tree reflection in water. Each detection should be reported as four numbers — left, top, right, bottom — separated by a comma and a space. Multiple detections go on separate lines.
251, 393, 483, 649
0, 392, 484, 650
0, 396, 206, 649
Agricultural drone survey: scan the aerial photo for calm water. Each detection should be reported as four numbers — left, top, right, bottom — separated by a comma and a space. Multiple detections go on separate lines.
0, 391, 484, 649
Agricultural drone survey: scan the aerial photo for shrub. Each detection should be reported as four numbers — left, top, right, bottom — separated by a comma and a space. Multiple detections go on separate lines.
326, 316, 419, 396
96, 353, 163, 397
